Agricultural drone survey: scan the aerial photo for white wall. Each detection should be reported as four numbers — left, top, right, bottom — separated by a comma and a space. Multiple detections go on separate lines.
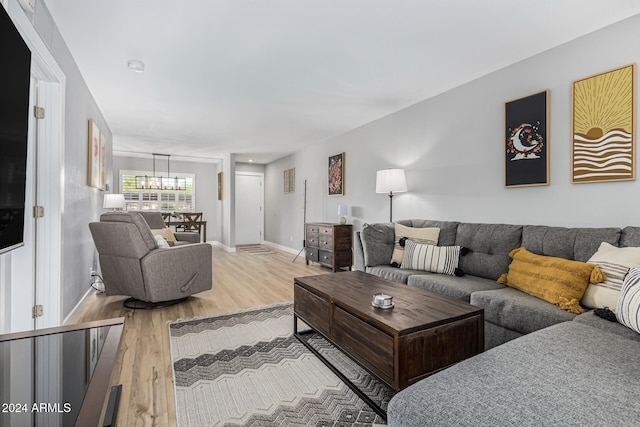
32, 0, 113, 318
0, 0, 112, 325
265, 13, 640, 250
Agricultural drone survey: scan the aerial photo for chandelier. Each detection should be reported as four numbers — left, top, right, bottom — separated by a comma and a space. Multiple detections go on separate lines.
135, 153, 186, 191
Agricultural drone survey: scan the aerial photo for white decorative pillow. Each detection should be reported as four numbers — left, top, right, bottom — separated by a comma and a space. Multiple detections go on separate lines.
391, 224, 439, 266
616, 267, 640, 334
582, 242, 640, 312
400, 240, 463, 276
151, 227, 177, 245
154, 234, 170, 249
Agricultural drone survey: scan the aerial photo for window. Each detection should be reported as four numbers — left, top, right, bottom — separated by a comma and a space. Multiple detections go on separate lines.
119, 170, 195, 212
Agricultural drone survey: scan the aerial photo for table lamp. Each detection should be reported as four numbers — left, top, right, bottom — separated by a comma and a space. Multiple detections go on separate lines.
103, 194, 126, 211
337, 204, 348, 224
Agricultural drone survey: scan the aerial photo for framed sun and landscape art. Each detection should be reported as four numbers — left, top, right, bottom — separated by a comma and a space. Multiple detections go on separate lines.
504, 90, 549, 187
572, 64, 636, 183
328, 152, 345, 196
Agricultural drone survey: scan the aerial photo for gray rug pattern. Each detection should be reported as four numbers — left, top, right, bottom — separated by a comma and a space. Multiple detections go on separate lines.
169, 303, 392, 426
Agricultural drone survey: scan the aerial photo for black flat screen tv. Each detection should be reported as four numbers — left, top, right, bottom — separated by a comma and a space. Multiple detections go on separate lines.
0, 6, 31, 254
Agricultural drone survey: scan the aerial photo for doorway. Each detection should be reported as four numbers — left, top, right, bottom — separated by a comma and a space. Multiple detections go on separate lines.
235, 172, 264, 246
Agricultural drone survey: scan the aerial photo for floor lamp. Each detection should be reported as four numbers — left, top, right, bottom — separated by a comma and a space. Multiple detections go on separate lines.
376, 169, 407, 222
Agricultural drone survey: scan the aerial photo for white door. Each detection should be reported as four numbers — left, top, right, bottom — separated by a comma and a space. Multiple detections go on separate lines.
7, 76, 38, 332
235, 173, 263, 245
1, 6, 65, 333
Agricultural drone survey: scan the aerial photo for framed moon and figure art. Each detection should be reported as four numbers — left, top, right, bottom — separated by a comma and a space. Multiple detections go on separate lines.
504, 90, 549, 188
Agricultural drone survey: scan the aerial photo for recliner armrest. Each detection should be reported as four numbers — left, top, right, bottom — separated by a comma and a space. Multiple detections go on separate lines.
174, 231, 200, 243
140, 243, 213, 302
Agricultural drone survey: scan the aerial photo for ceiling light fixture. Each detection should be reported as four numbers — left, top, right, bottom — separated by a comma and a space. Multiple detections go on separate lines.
127, 59, 145, 73
135, 153, 186, 191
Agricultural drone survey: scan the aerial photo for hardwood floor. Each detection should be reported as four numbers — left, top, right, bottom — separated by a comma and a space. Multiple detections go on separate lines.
66, 245, 328, 427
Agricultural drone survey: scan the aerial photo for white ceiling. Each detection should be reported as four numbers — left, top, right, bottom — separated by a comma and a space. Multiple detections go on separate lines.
44, 0, 640, 164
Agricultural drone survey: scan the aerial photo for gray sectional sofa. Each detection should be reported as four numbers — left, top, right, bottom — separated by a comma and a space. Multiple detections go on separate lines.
352, 219, 640, 425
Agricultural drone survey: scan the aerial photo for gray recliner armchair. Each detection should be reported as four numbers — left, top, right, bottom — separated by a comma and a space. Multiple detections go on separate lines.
89, 212, 212, 308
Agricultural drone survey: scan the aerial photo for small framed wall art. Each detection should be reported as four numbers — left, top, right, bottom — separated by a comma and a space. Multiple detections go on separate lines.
217, 172, 223, 200
504, 90, 549, 188
284, 168, 295, 193
328, 152, 345, 196
572, 63, 636, 183
87, 118, 105, 189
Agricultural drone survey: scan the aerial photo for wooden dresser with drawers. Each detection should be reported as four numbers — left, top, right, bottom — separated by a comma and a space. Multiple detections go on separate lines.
304, 222, 353, 272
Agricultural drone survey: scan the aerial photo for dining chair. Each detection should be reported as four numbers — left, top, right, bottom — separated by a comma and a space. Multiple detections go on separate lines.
180, 212, 203, 234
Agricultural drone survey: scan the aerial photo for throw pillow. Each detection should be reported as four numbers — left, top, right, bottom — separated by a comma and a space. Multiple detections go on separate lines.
497, 247, 606, 314
616, 267, 640, 334
582, 242, 640, 312
400, 240, 465, 276
151, 227, 177, 243
154, 234, 170, 249
391, 224, 439, 266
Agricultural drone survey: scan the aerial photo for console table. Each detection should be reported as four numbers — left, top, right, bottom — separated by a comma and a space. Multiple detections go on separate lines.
305, 222, 352, 271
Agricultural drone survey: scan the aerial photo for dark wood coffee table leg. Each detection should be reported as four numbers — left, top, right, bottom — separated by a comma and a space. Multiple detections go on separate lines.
293, 314, 388, 422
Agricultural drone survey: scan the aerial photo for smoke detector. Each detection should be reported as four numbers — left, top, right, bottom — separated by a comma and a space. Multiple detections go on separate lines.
127, 59, 145, 73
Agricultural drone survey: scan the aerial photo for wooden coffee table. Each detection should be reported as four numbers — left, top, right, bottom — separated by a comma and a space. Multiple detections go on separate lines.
293, 271, 484, 419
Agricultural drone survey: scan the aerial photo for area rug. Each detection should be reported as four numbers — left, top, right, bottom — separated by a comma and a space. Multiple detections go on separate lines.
236, 245, 276, 255
169, 303, 393, 426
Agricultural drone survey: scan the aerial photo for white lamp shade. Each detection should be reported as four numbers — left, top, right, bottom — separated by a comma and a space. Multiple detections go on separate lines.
103, 194, 126, 210
376, 169, 407, 194
337, 204, 348, 216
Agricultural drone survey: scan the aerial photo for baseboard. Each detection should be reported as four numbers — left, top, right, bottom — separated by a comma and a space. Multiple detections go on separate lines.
262, 241, 300, 255
63, 285, 96, 325
210, 241, 236, 253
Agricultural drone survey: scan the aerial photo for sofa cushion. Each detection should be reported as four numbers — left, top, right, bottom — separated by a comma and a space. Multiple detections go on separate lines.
400, 241, 462, 276
582, 242, 640, 311
366, 265, 420, 284
619, 226, 640, 247
399, 219, 459, 246
455, 223, 522, 280
471, 287, 576, 334
617, 267, 640, 334
521, 225, 620, 262
408, 273, 504, 302
497, 247, 605, 314
360, 223, 395, 267
387, 321, 640, 427
391, 223, 439, 265
573, 311, 640, 343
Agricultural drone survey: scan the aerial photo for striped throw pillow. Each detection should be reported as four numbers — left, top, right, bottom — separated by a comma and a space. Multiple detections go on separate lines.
582, 242, 640, 312
616, 267, 640, 334
400, 240, 462, 276
391, 224, 440, 266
